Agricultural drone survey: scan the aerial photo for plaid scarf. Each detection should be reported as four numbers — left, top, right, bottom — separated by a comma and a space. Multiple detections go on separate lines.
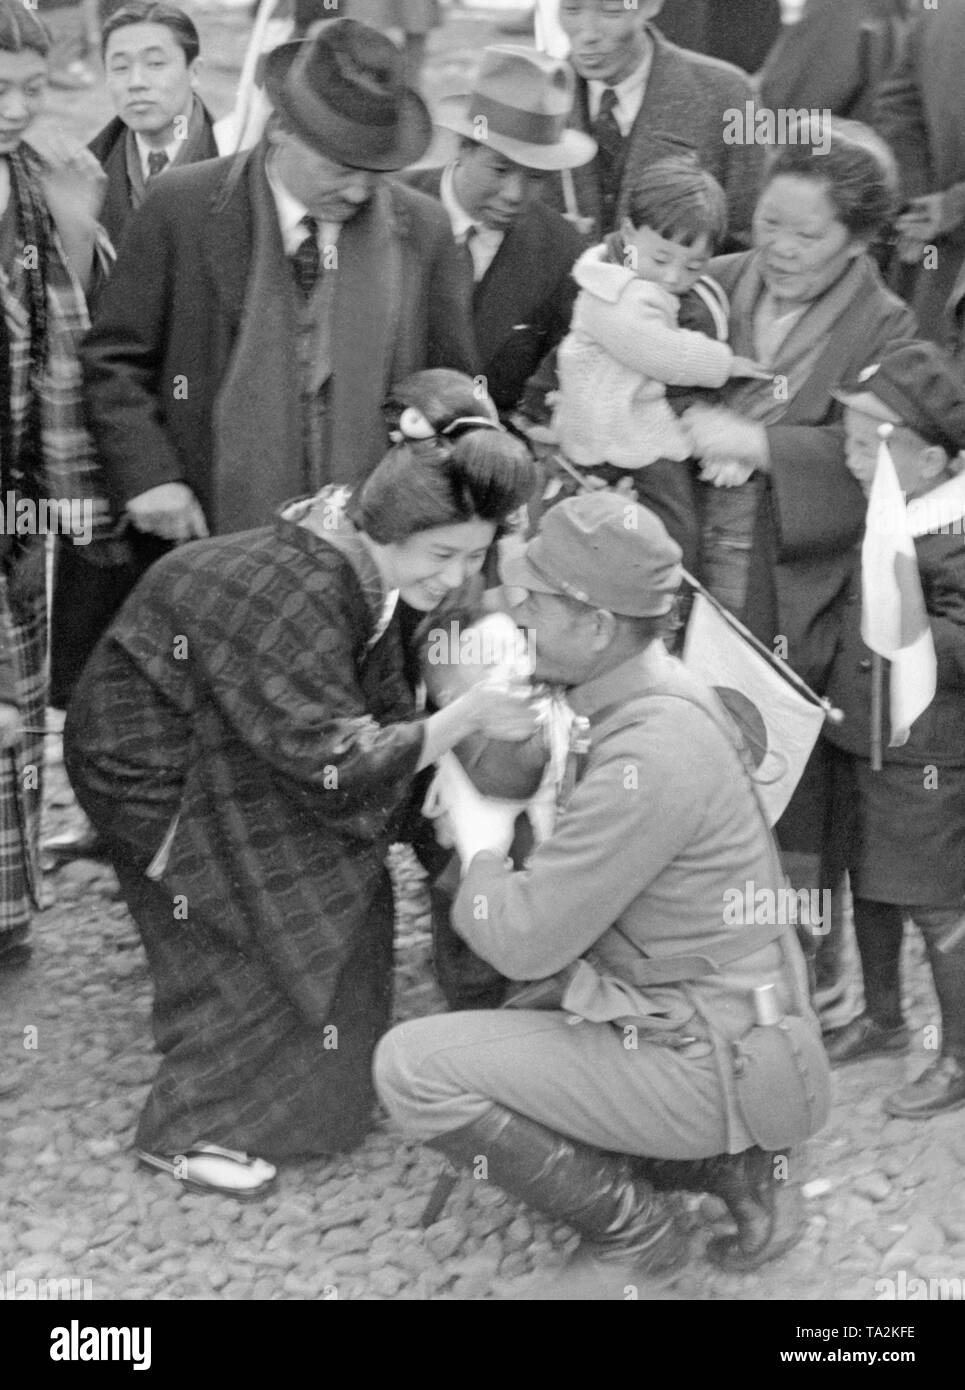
1, 145, 118, 549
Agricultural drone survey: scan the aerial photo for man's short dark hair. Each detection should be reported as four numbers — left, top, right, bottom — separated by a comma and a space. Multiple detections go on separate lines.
101, 1, 201, 65
619, 155, 728, 250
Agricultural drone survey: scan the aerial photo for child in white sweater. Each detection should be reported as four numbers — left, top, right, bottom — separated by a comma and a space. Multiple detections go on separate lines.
550, 156, 768, 569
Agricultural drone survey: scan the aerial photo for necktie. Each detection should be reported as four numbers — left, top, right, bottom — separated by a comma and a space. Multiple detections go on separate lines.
292, 214, 321, 299
593, 87, 624, 234
146, 150, 169, 179
460, 224, 479, 284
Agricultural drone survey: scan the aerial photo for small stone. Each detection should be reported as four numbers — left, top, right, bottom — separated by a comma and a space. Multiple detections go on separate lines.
112, 1057, 156, 1087
21, 1227, 65, 1253
368, 1266, 406, 1298
87, 1138, 122, 1159
939, 1214, 965, 1244
59, 1237, 89, 1260
320, 1225, 368, 1255
500, 1251, 530, 1280
802, 1179, 833, 1200
853, 1171, 891, 1203
424, 1217, 466, 1261
329, 1253, 372, 1277
504, 1216, 533, 1250
6, 1125, 47, 1147
900, 1216, 947, 1256
9, 1254, 58, 1280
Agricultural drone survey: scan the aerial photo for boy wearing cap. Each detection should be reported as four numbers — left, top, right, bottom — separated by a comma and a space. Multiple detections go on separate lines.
376, 492, 827, 1279
400, 46, 593, 419
821, 342, 965, 1119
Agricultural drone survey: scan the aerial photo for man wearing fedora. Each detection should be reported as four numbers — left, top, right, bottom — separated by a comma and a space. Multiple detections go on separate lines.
80, 19, 478, 546
400, 46, 594, 418
376, 493, 829, 1283
544, 0, 764, 247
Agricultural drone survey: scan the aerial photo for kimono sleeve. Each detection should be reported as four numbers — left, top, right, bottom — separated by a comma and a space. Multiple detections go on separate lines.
184, 557, 425, 820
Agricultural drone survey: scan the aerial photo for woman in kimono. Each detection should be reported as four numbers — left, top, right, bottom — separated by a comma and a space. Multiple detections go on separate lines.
0, 1, 107, 972
63, 374, 537, 1198
680, 119, 918, 1010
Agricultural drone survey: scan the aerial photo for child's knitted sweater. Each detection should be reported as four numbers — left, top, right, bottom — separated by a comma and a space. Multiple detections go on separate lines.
553, 242, 734, 469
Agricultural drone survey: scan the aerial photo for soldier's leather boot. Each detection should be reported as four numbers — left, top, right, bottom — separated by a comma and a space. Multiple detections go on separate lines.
427, 1105, 688, 1276
635, 1146, 805, 1271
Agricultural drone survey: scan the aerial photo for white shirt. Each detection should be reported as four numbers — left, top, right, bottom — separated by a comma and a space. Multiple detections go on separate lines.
587, 51, 652, 137
440, 162, 505, 283
265, 158, 340, 260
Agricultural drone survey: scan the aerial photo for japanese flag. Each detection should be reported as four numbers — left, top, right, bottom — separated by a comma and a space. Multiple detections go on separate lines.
683, 593, 825, 825
861, 436, 937, 746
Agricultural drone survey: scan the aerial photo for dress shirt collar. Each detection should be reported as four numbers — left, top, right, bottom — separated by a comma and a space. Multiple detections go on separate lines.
265, 155, 341, 258
440, 160, 477, 242
587, 43, 653, 135
134, 130, 182, 183
440, 161, 505, 279
265, 155, 312, 254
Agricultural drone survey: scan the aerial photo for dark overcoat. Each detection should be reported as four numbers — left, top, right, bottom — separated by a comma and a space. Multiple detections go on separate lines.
710, 251, 917, 693
760, 0, 910, 125
823, 529, 965, 904
827, 529, 965, 766
874, 1, 965, 343
657, 0, 783, 73
63, 509, 424, 1158
400, 167, 584, 413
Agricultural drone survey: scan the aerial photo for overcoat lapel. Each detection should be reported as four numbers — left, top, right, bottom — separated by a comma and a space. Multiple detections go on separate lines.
328, 183, 401, 490
202, 149, 254, 330
208, 148, 302, 532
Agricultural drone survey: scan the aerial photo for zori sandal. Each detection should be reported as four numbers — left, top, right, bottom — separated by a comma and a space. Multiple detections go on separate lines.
136, 1143, 277, 1200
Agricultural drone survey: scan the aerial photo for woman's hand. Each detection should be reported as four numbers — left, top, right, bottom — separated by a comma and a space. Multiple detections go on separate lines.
459, 677, 540, 742
0, 703, 21, 750
418, 676, 540, 771
683, 405, 772, 473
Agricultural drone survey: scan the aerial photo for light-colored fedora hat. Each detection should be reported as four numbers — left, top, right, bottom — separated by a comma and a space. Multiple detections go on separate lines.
432, 45, 596, 172
262, 17, 432, 172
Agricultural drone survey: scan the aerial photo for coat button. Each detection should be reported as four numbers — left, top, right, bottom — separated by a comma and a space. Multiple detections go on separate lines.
858, 658, 872, 672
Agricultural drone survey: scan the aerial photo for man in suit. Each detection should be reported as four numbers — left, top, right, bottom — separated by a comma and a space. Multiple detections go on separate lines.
875, 0, 965, 345
760, 0, 909, 126
47, 0, 220, 751
80, 19, 478, 548
657, 0, 783, 74
401, 45, 594, 418
546, 0, 764, 247
89, 1, 218, 247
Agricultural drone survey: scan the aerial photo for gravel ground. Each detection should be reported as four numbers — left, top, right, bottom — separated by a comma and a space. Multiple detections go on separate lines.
2, 733, 965, 1302
3, 4, 964, 1304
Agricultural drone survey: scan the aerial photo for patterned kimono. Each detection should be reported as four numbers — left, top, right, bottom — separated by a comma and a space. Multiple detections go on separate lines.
0, 146, 111, 946
64, 497, 425, 1159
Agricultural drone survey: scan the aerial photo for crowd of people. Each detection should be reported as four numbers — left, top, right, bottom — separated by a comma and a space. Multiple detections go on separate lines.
3, 0, 965, 1292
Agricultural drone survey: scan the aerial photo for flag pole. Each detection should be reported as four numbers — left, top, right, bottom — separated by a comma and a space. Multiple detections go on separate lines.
870, 653, 884, 772
547, 450, 844, 724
